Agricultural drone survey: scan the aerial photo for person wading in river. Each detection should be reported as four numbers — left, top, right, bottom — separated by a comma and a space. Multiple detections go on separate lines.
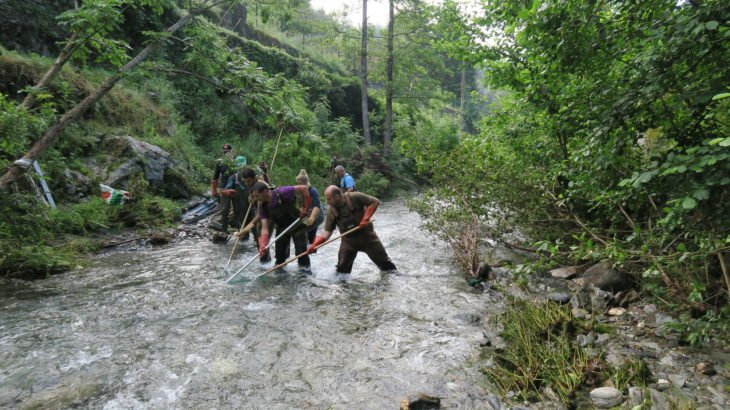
209, 144, 240, 232
307, 186, 396, 274
233, 166, 269, 246
250, 182, 313, 271
334, 165, 356, 192
295, 169, 324, 245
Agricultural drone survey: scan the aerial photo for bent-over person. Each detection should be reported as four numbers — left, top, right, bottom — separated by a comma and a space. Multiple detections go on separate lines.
307, 186, 396, 273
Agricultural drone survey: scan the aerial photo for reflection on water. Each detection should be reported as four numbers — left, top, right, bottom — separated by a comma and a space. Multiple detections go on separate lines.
0, 200, 494, 408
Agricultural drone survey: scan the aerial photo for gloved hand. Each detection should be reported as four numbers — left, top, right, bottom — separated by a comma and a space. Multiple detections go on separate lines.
219, 189, 237, 197
299, 195, 313, 219
359, 204, 376, 229
258, 233, 270, 257
234, 225, 251, 237
307, 236, 326, 254
211, 179, 219, 197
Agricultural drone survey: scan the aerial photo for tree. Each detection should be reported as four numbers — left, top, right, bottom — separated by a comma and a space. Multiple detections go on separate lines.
0, 0, 240, 192
21, 0, 171, 110
384, 0, 394, 154
360, 0, 371, 145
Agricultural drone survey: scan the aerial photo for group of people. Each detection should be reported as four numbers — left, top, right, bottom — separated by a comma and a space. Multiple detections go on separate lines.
209, 143, 396, 275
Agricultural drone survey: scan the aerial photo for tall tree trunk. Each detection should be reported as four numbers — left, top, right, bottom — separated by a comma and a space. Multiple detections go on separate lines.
0, 12, 198, 191
460, 67, 466, 129
360, 0, 371, 145
384, 0, 394, 155
22, 33, 77, 110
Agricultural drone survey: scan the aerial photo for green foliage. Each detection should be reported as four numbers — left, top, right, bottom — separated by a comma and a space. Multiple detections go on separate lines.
356, 169, 389, 198
606, 359, 652, 392
0, 194, 114, 276
415, 0, 730, 315
665, 306, 730, 347
0, 93, 54, 169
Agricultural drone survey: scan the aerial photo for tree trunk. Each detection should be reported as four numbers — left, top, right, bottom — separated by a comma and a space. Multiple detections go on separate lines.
22, 33, 77, 110
384, 0, 394, 155
460, 67, 466, 129
360, 0, 371, 145
0, 12, 197, 192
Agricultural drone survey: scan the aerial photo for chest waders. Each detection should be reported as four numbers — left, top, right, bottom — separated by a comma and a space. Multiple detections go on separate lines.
267, 190, 310, 268
329, 193, 395, 274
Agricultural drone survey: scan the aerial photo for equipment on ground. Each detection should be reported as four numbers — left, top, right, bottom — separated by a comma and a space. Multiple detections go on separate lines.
181, 198, 218, 224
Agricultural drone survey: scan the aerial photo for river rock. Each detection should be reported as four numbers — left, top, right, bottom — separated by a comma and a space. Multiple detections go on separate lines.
550, 266, 578, 279
589, 387, 623, 408
546, 292, 571, 304
595, 333, 610, 346
607, 307, 626, 316
582, 260, 632, 292
644, 304, 657, 314
63, 168, 93, 197
695, 362, 716, 375
656, 378, 671, 391
399, 393, 440, 409
668, 374, 686, 388
104, 135, 189, 198
649, 388, 669, 409
628, 387, 645, 407
576, 285, 612, 312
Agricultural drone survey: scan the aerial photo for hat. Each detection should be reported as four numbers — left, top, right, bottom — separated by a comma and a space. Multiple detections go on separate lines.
234, 156, 247, 167
222, 143, 233, 152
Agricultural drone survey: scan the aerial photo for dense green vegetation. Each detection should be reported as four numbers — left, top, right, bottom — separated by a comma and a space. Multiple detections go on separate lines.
404, 0, 730, 340
1, 0, 728, 404
0, 0, 473, 276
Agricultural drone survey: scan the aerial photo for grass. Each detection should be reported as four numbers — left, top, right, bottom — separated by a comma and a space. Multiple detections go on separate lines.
482, 298, 599, 405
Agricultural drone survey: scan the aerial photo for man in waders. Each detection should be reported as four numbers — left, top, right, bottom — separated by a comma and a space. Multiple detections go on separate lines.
249, 182, 313, 271
307, 186, 396, 274
220, 164, 255, 239
234, 167, 269, 247
209, 144, 241, 232
334, 165, 356, 192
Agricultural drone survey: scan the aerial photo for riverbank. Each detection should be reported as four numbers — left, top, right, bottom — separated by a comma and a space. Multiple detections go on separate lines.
470, 243, 729, 409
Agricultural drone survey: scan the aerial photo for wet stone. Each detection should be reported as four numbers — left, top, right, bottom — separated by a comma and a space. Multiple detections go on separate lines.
628, 387, 645, 407
546, 292, 571, 304
668, 374, 686, 388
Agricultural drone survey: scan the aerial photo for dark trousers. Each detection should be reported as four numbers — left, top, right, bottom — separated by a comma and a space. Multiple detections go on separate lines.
336, 229, 396, 273
274, 218, 310, 267
217, 196, 232, 228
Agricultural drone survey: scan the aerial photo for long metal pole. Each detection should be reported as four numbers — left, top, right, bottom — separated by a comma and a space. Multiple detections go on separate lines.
225, 218, 301, 283
253, 223, 367, 280
225, 200, 254, 269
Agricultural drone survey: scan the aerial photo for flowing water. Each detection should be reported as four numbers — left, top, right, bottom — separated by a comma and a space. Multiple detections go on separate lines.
0, 201, 495, 408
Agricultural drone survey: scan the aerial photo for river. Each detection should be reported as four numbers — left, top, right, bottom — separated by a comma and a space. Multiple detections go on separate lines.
0, 200, 495, 408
